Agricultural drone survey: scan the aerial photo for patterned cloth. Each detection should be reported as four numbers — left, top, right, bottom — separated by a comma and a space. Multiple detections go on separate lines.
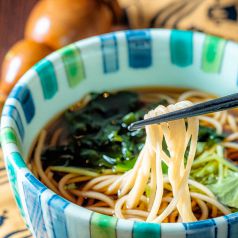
1, 0, 238, 237
120, 0, 238, 42
0, 150, 32, 238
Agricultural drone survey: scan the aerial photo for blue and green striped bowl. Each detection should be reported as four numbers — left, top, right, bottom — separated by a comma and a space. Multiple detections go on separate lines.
1, 29, 238, 238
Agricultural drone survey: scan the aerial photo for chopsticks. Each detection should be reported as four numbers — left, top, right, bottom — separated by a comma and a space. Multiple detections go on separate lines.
128, 93, 238, 131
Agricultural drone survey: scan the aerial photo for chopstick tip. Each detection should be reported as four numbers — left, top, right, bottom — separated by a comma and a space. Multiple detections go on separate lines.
128, 123, 135, 131
128, 122, 141, 131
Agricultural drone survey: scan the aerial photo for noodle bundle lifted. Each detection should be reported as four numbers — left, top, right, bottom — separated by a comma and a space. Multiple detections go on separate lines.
117, 101, 199, 222
30, 90, 238, 223
86, 101, 229, 222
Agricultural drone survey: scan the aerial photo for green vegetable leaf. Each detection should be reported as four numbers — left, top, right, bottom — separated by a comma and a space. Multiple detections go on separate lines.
42, 90, 229, 184
42, 91, 160, 172
208, 171, 238, 209
162, 161, 168, 174
198, 126, 225, 144
114, 158, 137, 172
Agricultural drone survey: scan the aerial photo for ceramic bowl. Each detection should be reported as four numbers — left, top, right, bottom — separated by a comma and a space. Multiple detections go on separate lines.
2, 29, 238, 238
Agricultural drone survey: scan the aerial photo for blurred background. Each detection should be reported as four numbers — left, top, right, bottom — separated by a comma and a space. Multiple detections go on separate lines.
0, 0, 38, 64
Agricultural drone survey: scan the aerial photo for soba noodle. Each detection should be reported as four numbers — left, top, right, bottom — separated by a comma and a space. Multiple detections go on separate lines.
31, 90, 238, 223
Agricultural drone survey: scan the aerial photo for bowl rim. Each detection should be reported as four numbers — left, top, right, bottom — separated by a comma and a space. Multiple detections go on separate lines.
1, 28, 238, 230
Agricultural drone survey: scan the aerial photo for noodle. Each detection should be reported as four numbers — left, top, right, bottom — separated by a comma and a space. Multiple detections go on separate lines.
83, 175, 118, 191
226, 132, 238, 141
194, 198, 208, 220
92, 176, 120, 191
50, 128, 63, 146
190, 192, 230, 215
87, 207, 114, 216
58, 174, 77, 203
178, 90, 212, 102
71, 190, 115, 208
30, 90, 237, 224
199, 116, 223, 134
34, 130, 59, 193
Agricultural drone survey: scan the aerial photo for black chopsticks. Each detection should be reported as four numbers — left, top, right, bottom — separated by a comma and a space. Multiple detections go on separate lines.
128, 93, 238, 131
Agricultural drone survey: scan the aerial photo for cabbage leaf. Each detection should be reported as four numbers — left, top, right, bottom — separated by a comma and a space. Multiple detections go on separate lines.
209, 171, 238, 209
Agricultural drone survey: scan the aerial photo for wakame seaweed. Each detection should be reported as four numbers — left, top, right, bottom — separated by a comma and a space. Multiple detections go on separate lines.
41, 91, 225, 173
41, 91, 164, 172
